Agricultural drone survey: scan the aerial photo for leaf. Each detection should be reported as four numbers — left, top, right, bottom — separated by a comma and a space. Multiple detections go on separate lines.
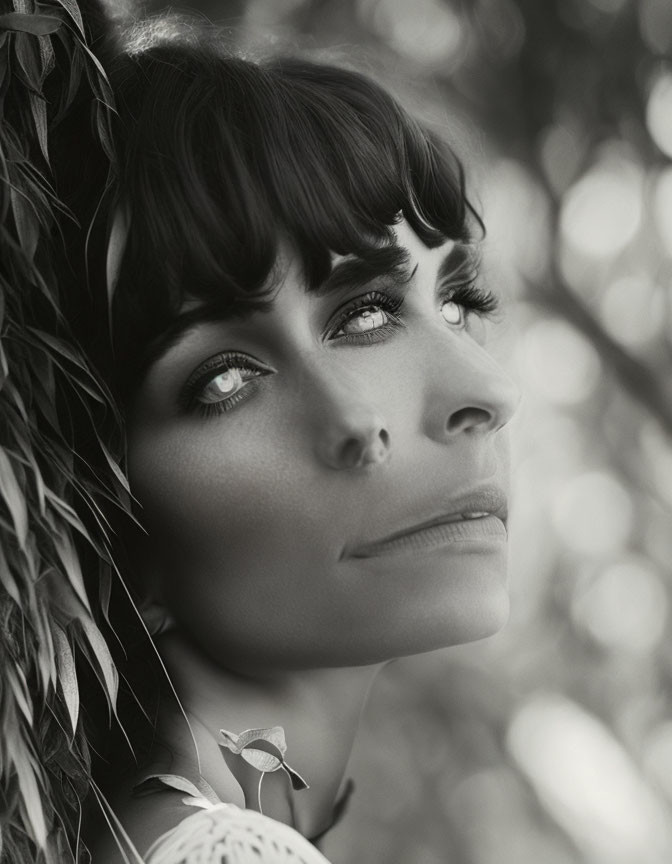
0, 342, 7, 387
220, 726, 288, 756
37, 601, 57, 691
95, 98, 115, 162
4, 711, 47, 849
14, 29, 42, 93
281, 762, 309, 791
0, 539, 21, 604
0, 447, 28, 549
98, 562, 112, 622
76, 614, 118, 704
218, 725, 309, 787
240, 748, 283, 774
52, 531, 91, 614
105, 203, 129, 310
82, 42, 113, 105
19, 446, 46, 518
29, 92, 49, 163
9, 186, 38, 263
219, 727, 286, 771
52, 624, 79, 736
0, 12, 61, 36
51, 0, 84, 36
37, 33, 55, 81
13, 743, 47, 849
26, 328, 96, 376
43, 489, 94, 546
98, 439, 130, 494
62, 38, 83, 111
133, 774, 206, 802
6, 664, 33, 726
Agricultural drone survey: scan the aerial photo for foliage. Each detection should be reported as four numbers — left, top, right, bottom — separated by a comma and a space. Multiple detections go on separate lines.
0, 2, 126, 862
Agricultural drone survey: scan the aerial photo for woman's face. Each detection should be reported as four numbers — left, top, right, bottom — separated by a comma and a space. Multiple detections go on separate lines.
127, 220, 519, 671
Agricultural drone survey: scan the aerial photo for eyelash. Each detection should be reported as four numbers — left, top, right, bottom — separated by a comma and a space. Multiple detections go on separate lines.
328, 281, 499, 345
182, 352, 271, 418
439, 281, 499, 320
328, 290, 405, 344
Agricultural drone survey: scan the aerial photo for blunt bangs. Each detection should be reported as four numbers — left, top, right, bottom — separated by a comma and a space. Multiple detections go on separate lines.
109, 27, 480, 397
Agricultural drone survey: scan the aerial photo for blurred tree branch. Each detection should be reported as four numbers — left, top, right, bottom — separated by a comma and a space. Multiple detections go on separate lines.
528, 270, 672, 436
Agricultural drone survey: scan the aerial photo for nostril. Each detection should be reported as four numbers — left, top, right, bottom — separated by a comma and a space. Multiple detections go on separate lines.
339, 428, 391, 469
446, 406, 493, 434
340, 437, 365, 468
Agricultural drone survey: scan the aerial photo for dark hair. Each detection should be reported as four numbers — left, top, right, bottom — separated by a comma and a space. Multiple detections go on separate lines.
103, 23, 482, 400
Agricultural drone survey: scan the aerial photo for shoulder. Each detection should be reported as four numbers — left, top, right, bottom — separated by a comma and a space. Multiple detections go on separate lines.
143, 804, 333, 864
87, 783, 196, 864
88, 780, 332, 864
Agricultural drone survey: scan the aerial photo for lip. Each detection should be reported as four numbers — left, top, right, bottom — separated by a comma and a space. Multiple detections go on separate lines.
345, 485, 508, 560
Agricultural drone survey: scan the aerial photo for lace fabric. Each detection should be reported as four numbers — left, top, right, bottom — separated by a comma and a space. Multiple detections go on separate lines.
140, 802, 333, 864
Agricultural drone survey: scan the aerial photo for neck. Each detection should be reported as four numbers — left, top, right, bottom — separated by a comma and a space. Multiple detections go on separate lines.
152, 630, 382, 839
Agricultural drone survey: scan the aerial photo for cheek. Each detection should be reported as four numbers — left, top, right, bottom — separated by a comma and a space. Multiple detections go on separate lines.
129, 422, 313, 567
126, 423, 342, 661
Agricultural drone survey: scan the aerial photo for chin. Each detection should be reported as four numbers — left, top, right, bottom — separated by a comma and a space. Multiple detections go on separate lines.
456, 586, 510, 643
360, 547, 511, 661
402, 585, 511, 659
319, 586, 512, 669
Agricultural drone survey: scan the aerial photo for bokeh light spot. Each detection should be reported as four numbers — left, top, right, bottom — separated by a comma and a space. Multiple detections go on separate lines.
552, 471, 633, 558
653, 166, 672, 256
482, 159, 550, 290
646, 69, 672, 159
539, 119, 585, 195
358, 0, 464, 67
508, 695, 672, 862
475, 0, 525, 62
572, 558, 667, 653
600, 275, 665, 347
640, 422, 672, 509
560, 152, 644, 259
639, 0, 672, 55
586, 0, 628, 12
644, 723, 672, 805
515, 318, 601, 405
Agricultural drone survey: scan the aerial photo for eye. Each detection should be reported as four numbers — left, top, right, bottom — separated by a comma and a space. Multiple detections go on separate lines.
337, 306, 389, 336
440, 299, 465, 327
329, 291, 404, 344
199, 368, 250, 403
439, 283, 499, 332
183, 352, 273, 417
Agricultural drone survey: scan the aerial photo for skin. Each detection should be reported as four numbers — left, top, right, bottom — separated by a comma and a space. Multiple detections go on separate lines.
128, 219, 518, 668
101, 218, 520, 857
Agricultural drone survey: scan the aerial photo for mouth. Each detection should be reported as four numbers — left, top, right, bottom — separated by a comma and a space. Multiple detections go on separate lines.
345, 485, 508, 559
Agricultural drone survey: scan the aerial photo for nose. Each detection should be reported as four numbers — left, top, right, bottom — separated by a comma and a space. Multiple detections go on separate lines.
425, 340, 520, 441
308, 371, 392, 470
318, 420, 391, 470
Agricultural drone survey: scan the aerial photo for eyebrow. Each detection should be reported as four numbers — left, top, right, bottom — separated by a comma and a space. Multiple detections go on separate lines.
142, 245, 417, 370
437, 241, 479, 284
313, 244, 413, 297
138, 297, 273, 375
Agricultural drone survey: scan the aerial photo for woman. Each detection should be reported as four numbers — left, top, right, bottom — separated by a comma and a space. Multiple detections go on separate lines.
2, 11, 518, 864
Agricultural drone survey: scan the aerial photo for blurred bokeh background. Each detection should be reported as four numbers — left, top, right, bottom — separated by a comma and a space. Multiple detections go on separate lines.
109, 0, 672, 861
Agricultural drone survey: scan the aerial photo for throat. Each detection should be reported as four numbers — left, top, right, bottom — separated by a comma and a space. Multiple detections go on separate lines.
154, 631, 382, 839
